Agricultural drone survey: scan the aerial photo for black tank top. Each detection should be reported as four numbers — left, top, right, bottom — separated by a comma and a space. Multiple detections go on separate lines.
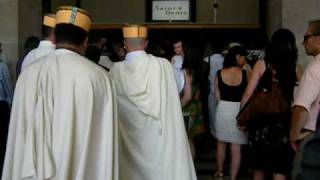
217, 69, 247, 102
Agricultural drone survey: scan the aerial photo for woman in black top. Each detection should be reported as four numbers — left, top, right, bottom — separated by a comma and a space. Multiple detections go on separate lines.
213, 46, 248, 180
241, 29, 297, 180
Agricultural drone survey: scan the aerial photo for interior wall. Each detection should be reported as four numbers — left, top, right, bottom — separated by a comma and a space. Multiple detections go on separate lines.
266, 0, 282, 37
0, 0, 19, 80
197, 0, 259, 24
78, 0, 259, 24
282, 0, 320, 69
81, 0, 145, 23
17, 0, 42, 80
19, 0, 42, 54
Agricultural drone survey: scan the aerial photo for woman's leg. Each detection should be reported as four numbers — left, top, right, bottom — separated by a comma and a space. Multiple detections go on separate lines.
216, 141, 226, 175
253, 170, 265, 180
230, 143, 241, 180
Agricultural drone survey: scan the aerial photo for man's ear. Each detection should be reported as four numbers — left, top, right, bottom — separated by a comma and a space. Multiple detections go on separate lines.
144, 40, 148, 49
50, 31, 56, 44
51, 37, 56, 45
80, 37, 89, 54
84, 36, 88, 45
82, 37, 88, 49
123, 39, 127, 49
316, 36, 320, 44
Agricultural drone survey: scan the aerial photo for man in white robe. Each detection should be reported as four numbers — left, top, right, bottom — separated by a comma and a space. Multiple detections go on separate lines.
110, 25, 197, 180
99, 54, 114, 70
2, 6, 118, 180
21, 14, 56, 72
204, 53, 223, 135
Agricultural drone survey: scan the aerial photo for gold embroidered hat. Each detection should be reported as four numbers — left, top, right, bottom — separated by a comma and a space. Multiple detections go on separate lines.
123, 25, 148, 38
56, 6, 92, 32
43, 14, 56, 28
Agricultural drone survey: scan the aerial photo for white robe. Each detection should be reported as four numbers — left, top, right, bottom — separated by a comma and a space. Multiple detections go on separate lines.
2, 49, 118, 180
99, 55, 114, 70
110, 51, 197, 180
21, 40, 55, 72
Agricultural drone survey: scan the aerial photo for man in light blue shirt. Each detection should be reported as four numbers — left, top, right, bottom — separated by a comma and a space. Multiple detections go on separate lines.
204, 52, 224, 135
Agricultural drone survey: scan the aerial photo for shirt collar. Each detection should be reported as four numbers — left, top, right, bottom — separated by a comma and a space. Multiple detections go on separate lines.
124, 50, 146, 64
38, 40, 55, 48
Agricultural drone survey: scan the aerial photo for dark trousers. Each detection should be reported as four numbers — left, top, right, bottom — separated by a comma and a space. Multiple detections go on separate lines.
0, 101, 10, 177
293, 115, 320, 180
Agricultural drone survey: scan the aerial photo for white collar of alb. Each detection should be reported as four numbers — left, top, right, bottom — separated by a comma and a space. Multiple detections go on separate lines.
38, 40, 55, 47
125, 51, 146, 63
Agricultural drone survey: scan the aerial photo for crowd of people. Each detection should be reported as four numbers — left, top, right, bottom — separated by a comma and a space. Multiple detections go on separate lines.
0, 5, 320, 180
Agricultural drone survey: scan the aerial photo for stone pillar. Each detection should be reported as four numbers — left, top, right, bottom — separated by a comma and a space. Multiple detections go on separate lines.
0, 0, 42, 80
267, 0, 320, 69
18, 0, 42, 78
0, 0, 19, 80
266, 0, 282, 37
282, 0, 320, 68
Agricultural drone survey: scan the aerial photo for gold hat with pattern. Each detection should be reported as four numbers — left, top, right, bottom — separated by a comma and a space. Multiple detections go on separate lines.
56, 6, 92, 32
123, 25, 148, 38
43, 14, 56, 28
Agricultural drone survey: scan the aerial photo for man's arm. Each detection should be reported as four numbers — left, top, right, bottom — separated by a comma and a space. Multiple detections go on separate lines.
290, 60, 320, 150
180, 71, 192, 107
291, 105, 309, 151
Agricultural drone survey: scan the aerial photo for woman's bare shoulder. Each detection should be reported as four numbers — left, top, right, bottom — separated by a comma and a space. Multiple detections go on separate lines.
252, 59, 266, 74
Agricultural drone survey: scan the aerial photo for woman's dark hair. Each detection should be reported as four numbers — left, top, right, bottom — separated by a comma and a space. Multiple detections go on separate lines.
223, 46, 247, 68
16, 36, 40, 77
85, 45, 101, 64
24, 36, 40, 50
265, 28, 297, 102
181, 42, 202, 85
55, 24, 87, 46
172, 39, 183, 46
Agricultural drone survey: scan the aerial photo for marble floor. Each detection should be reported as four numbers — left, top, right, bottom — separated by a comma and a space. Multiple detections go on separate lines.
193, 134, 252, 180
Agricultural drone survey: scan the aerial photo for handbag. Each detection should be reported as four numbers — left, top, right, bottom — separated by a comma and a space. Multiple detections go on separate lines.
237, 79, 289, 129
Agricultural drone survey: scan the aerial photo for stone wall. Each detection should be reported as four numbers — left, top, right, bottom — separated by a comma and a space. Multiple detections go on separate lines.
19, 0, 42, 56
78, 0, 259, 24
267, 0, 320, 69
197, 0, 259, 24
0, 0, 19, 80
266, 0, 282, 37
0, 0, 41, 80
282, 0, 320, 69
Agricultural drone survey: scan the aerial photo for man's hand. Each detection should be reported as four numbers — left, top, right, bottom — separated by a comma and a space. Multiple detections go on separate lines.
290, 105, 309, 151
291, 140, 300, 151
